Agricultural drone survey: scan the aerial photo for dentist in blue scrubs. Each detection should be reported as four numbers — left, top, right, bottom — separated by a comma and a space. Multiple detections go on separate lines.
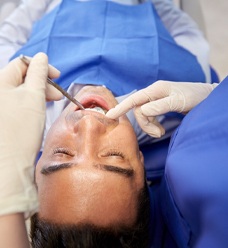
108, 74, 228, 247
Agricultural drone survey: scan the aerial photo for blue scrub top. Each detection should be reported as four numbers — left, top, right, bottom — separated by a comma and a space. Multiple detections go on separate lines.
161, 76, 228, 247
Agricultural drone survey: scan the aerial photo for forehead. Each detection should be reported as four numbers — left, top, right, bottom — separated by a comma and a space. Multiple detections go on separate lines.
37, 164, 140, 226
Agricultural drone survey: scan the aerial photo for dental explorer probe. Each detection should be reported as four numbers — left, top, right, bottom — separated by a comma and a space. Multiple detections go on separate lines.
19, 55, 85, 110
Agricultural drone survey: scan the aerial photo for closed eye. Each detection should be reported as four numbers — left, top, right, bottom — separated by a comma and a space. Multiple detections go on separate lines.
53, 148, 74, 156
103, 150, 125, 159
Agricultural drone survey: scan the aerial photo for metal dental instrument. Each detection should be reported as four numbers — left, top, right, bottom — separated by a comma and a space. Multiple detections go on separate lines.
19, 55, 85, 110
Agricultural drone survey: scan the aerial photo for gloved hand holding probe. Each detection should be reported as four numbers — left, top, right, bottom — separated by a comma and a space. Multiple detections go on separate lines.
106, 81, 218, 138
0, 53, 62, 217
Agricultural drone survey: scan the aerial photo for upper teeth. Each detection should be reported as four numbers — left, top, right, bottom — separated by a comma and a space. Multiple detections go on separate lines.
85, 107, 106, 115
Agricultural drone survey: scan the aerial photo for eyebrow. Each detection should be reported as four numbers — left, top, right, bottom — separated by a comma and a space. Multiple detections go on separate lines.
41, 163, 134, 178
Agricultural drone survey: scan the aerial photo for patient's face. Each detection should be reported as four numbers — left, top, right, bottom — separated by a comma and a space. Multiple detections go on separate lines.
36, 86, 144, 227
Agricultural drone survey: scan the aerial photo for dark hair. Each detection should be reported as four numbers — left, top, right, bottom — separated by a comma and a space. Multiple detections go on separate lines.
30, 184, 151, 248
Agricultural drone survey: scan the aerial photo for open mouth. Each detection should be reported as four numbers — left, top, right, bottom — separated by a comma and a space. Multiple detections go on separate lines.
76, 98, 109, 115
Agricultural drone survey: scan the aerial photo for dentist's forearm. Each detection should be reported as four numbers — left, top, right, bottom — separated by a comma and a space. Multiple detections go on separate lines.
0, 213, 30, 248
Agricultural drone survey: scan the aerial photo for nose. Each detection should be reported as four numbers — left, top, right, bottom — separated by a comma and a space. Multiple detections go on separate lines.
65, 111, 118, 156
72, 115, 108, 157
74, 115, 107, 136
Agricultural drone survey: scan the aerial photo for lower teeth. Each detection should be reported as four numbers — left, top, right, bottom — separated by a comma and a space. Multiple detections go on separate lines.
85, 107, 106, 115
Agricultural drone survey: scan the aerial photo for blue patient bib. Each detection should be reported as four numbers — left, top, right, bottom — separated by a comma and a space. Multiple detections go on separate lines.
163, 77, 228, 247
12, 0, 205, 96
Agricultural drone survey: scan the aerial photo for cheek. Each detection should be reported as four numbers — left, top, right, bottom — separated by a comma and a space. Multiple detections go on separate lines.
114, 127, 138, 147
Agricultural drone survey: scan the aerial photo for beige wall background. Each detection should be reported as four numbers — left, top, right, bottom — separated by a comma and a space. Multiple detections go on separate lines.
175, 0, 228, 81
1, 0, 228, 80
201, 0, 228, 81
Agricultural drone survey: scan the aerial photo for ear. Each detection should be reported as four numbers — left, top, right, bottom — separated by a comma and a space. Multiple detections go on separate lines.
139, 151, 144, 164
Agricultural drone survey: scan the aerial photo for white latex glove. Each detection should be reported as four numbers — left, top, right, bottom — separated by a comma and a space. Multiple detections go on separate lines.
106, 80, 218, 138
0, 53, 62, 218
